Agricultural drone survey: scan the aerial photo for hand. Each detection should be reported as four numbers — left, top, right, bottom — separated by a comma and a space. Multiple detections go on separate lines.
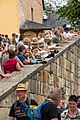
5, 73, 11, 78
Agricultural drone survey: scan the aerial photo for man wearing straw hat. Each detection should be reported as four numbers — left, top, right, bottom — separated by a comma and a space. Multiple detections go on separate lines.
9, 83, 38, 120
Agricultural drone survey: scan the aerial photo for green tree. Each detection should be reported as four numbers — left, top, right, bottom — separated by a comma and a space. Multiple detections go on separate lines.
56, 0, 80, 28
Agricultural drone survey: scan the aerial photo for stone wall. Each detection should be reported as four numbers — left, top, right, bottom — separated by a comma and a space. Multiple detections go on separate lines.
0, 36, 80, 120
18, 0, 43, 26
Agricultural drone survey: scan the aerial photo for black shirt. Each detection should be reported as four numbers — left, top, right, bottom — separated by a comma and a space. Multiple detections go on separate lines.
9, 98, 38, 120
57, 108, 64, 120
41, 100, 58, 120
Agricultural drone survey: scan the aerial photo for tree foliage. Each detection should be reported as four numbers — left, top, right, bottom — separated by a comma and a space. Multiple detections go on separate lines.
56, 0, 80, 27
44, 0, 68, 18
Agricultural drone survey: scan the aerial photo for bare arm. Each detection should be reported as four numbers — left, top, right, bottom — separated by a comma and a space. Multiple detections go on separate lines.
19, 60, 24, 67
29, 51, 36, 59
15, 56, 24, 67
16, 62, 21, 71
2, 43, 8, 55
0, 70, 11, 78
23, 56, 30, 65
23, 59, 30, 64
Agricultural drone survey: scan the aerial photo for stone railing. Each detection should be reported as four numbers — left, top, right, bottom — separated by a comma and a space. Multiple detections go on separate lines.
0, 35, 80, 120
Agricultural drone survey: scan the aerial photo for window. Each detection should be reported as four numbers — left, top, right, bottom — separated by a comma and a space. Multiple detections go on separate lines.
31, 8, 33, 21
36, 0, 41, 4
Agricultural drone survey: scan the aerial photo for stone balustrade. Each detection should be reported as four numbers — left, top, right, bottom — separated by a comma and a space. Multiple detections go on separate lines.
0, 35, 80, 120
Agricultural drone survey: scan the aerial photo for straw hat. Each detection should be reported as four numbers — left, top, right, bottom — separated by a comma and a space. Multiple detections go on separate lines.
16, 83, 27, 91
39, 42, 44, 47
32, 37, 38, 42
31, 37, 39, 45
23, 37, 30, 43
44, 35, 52, 42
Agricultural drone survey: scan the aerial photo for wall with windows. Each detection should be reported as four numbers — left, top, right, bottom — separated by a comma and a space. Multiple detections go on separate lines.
19, 0, 44, 25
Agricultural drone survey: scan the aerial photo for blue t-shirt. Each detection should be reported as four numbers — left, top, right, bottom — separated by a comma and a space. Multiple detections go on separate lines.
17, 53, 26, 64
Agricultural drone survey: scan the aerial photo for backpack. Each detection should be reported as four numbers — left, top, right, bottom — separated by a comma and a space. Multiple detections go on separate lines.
14, 98, 32, 112
20, 100, 50, 120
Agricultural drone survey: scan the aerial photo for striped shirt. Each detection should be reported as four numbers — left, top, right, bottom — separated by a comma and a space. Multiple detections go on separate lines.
61, 108, 80, 120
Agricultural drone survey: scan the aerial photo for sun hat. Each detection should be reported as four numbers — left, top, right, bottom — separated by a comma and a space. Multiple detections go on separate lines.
23, 37, 30, 43
44, 35, 52, 40
32, 37, 38, 42
31, 37, 39, 45
16, 83, 27, 91
39, 42, 44, 47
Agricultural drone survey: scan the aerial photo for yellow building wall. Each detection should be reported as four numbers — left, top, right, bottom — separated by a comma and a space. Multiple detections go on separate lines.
0, 0, 19, 37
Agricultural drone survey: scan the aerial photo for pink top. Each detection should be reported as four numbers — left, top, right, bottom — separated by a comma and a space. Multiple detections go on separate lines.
3, 58, 18, 73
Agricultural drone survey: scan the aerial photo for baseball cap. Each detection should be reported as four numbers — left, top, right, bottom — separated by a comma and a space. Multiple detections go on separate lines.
16, 83, 27, 91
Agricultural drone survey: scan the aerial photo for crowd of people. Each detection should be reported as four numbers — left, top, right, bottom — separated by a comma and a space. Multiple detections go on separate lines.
0, 25, 80, 119
8, 83, 80, 120
0, 25, 80, 79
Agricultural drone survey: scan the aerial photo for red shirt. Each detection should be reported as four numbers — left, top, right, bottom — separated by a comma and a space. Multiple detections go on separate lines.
3, 58, 18, 73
